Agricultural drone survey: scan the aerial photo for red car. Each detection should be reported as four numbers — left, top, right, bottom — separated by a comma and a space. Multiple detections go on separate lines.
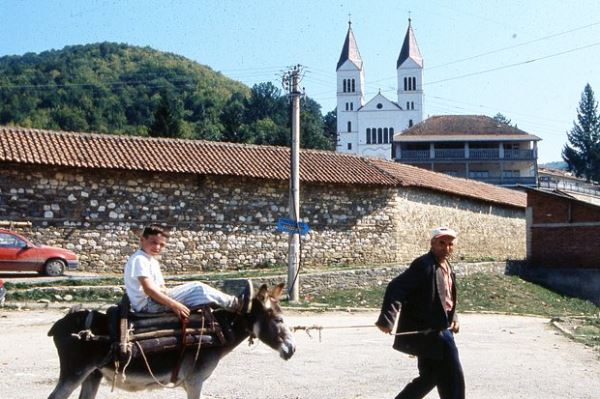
0, 229, 78, 276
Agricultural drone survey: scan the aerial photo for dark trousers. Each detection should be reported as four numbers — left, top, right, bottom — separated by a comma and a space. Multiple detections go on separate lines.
395, 330, 465, 399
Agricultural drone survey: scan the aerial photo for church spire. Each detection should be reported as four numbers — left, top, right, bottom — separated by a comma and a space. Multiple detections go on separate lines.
337, 21, 363, 71
397, 18, 423, 68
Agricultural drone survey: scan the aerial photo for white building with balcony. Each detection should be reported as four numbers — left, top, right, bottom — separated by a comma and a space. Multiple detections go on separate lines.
336, 19, 423, 159
392, 115, 541, 188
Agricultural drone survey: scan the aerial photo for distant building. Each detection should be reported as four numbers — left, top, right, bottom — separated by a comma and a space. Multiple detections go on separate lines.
538, 167, 600, 204
335, 19, 423, 160
392, 115, 541, 188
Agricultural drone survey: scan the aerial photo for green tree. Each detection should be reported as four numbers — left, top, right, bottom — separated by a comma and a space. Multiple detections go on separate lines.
493, 113, 513, 126
322, 109, 337, 151
562, 84, 600, 182
148, 90, 185, 138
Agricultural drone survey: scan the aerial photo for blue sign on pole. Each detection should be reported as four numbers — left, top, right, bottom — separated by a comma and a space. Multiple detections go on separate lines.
276, 218, 310, 235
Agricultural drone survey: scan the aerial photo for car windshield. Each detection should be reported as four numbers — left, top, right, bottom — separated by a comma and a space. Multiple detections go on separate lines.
0, 233, 29, 248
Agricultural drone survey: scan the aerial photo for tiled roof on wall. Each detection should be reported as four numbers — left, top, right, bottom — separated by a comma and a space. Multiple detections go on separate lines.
0, 126, 526, 208
368, 158, 526, 208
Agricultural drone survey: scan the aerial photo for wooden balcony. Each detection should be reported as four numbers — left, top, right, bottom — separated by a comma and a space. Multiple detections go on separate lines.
397, 148, 535, 161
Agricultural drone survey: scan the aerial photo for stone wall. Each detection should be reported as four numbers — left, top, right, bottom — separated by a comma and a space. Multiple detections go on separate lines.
0, 163, 526, 273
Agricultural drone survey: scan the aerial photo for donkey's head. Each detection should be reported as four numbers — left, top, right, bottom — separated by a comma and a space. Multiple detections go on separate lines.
249, 283, 295, 360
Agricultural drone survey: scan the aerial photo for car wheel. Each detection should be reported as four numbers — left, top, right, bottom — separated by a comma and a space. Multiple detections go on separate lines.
44, 259, 66, 277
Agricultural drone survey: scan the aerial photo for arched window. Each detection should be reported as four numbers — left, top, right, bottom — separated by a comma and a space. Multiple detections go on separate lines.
350, 102, 353, 110
345, 102, 348, 111
390, 127, 394, 135
343, 79, 346, 93
384, 127, 389, 143
409, 119, 413, 127
351, 79, 356, 92
366, 128, 371, 144
347, 121, 352, 132
412, 77, 416, 90
403, 77, 408, 91
378, 128, 383, 144
406, 101, 409, 109
411, 101, 414, 110
371, 127, 376, 143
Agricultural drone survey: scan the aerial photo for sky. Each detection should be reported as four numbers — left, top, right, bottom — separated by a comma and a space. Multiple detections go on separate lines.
2, 0, 600, 163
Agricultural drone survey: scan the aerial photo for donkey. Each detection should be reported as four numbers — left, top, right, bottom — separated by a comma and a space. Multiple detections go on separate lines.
47, 283, 295, 399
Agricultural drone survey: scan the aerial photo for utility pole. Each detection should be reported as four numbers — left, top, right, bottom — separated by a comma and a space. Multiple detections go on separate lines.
282, 65, 303, 302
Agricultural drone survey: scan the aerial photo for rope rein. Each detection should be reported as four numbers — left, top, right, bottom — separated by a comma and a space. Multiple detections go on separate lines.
291, 324, 436, 342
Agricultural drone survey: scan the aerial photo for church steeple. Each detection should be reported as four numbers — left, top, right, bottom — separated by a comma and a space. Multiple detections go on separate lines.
336, 21, 363, 71
397, 18, 423, 68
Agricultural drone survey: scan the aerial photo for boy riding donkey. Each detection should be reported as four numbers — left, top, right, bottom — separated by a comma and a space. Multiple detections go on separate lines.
124, 225, 253, 319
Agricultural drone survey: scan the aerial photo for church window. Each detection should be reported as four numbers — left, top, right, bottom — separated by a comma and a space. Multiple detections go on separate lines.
350, 102, 353, 110
371, 128, 376, 143
347, 121, 352, 132
376, 103, 383, 109
351, 79, 356, 92
404, 77, 408, 91
384, 128, 389, 143
366, 128, 371, 144
378, 128, 383, 144
412, 77, 416, 90
347, 143, 352, 150
409, 120, 413, 127
343, 79, 346, 93
406, 101, 409, 109
390, 127, 394, 135
411, 101, 414, 110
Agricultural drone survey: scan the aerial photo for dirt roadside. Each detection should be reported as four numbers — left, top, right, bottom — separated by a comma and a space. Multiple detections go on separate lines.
0, 309, 599, 399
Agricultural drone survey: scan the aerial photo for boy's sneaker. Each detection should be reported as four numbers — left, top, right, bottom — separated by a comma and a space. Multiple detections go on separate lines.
237, 279, 254, 314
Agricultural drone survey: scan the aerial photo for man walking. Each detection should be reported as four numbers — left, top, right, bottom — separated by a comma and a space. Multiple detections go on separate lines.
376, 226, 465, 399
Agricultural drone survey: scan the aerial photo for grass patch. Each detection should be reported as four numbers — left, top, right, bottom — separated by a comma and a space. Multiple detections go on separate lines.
300, 273, 598, 317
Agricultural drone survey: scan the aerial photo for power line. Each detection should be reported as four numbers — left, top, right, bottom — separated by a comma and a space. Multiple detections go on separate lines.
427, 20, 600, 70
426, 40, 600, 86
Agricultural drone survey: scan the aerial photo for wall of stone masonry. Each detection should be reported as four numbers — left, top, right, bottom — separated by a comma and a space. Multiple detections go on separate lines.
0, 163, 525, 273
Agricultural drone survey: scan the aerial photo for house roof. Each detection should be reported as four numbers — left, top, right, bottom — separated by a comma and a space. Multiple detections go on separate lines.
397, 19, 423, 68
336, 22, 363, 71
395, 115, 541, 142
0, 126, 526, 209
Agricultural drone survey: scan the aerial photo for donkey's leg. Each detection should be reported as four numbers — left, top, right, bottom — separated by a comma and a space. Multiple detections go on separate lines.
184, 380, 204, 399
47, 366, 97, 399
78, 369, 103, 399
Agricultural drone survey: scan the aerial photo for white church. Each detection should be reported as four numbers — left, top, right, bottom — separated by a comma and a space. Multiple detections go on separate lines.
336, 19, 424, 160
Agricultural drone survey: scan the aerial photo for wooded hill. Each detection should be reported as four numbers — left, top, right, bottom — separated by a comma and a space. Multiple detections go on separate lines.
0, 42, 336, 149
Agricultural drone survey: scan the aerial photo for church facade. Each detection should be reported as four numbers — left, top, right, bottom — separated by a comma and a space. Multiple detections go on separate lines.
336, 20, 424, 160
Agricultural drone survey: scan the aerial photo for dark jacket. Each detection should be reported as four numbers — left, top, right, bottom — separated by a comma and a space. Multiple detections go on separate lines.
376, 251, 458, 359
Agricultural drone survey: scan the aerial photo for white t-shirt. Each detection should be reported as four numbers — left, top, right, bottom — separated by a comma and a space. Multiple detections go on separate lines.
124, 249, 165, 311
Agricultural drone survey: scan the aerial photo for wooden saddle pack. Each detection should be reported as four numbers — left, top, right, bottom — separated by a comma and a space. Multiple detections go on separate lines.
108, 295, 228, 360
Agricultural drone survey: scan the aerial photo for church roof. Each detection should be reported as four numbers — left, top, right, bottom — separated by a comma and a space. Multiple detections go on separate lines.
395, 115, 541, 142
337, 22, 363, 71
0, 126, 526, 208
397, 19, 423, 68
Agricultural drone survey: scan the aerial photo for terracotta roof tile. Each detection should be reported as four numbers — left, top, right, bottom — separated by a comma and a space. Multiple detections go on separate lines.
367, 158, 526, 208
0, 126, 525, 208
400, 115, 540, 138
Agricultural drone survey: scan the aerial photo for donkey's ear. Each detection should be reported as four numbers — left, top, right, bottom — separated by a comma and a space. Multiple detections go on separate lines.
270, 282, 285, 299
257, 284, 269, 301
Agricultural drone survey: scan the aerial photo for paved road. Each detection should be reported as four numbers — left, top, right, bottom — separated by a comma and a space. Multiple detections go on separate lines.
0, 310, 598, 398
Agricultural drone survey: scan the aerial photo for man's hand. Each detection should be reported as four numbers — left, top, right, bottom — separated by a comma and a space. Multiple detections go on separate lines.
450, 320, 460, 334
375, 322, 392, 334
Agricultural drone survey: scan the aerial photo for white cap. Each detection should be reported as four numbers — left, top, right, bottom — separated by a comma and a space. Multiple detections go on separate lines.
431, 226, 457, 240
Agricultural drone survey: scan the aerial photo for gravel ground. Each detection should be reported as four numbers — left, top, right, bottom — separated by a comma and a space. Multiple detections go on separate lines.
0, 309, 599, 399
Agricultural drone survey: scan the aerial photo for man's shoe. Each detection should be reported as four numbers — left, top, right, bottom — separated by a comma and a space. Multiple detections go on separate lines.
237, 279, 254, 314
